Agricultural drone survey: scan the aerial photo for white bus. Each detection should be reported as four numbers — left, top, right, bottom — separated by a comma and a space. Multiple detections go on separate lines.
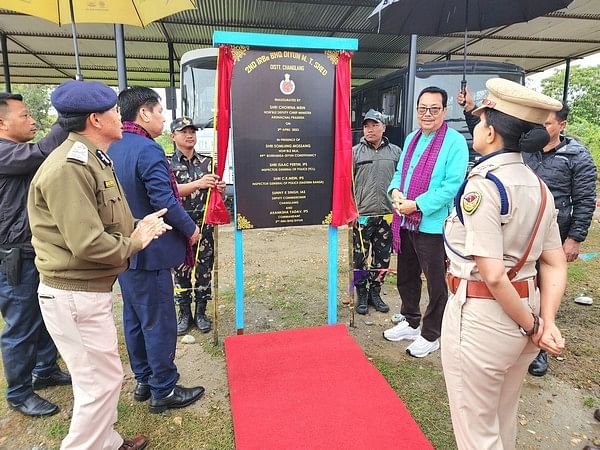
180, 48, 234, 194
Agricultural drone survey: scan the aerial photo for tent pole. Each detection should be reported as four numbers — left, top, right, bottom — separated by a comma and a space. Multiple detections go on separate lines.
115, 24, 128, 92
404, 34, 417, 137
1, 34, 10, 92
562, 57, 571, 104
68, 0, 83, 80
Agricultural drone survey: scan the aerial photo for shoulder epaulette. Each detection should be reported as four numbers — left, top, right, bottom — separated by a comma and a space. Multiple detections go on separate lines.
66, 141, 89, 165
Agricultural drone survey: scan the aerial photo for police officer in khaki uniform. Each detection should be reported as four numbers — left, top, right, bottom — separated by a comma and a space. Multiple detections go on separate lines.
441, 79, 568, 450
28, 80, 170, 450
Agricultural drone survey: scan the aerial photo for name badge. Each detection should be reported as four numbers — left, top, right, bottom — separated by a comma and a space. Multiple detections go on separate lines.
104, 179, 116, 188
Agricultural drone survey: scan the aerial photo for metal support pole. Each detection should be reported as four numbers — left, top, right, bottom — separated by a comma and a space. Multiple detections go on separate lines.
347, 224, 355, 327
69, 0, 83, 80
115, 24, 127, 92
327, 226, 338, 325
562, 57, 571, 105
1, 34, 10, 92
404, 34, 418, 137
168, 41, 177, 120
212, 225, 219, 345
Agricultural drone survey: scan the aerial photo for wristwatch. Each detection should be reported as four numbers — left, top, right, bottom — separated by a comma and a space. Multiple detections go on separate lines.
519, 313, 539, 336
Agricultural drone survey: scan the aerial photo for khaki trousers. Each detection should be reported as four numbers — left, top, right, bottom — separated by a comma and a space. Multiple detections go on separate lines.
441, 279, 540, 450
38, 282, 124, 450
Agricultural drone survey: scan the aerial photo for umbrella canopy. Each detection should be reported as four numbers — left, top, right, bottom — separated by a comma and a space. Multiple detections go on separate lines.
3, 0, 196, 27
369, 0, 574, 101
369, 0, 574, 35
3, 0, 197, 80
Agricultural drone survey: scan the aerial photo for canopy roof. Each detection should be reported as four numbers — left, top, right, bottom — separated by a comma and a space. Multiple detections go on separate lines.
1, 0, 599, 88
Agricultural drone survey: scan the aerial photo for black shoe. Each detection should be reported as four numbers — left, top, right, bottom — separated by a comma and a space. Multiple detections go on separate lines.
148, 385, 205, 414
194, 300, 212, 333
135, 373, 179, 402
133, 382, 150, 402
177, 303, 193, 336
355, 284, 368, 315
528, 350, 548, 377
368, 285, 390, 313
9, 393, 59, 417
195, 315, 212, 333
32, 369, 71, 390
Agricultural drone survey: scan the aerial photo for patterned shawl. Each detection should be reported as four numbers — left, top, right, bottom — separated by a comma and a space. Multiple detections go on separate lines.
391, 122, 448, 252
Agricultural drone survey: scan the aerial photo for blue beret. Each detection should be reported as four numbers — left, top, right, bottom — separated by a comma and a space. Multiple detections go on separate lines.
51, 80, 117, 115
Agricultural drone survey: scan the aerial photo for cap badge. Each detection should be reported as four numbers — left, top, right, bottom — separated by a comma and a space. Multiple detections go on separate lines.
461, 191, 482, 215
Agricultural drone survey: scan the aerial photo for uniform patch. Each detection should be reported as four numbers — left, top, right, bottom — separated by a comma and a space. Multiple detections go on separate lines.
66, 142, 88, 164
104, 179, 116, 188
461, 191, 482, 215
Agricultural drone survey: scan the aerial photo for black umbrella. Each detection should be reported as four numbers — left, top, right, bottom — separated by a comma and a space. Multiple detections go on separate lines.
369, 0, 574, 94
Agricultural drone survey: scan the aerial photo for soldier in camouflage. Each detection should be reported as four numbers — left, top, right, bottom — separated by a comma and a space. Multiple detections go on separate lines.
169, 117, 225, 334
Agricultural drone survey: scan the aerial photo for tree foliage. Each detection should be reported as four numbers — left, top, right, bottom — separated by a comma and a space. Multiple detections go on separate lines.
12, 84, 55, 140
155, 130, 175, 155
541, 65, 600, 124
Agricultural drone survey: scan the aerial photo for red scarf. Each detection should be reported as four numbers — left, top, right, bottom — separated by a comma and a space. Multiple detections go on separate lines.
122, 121, 195, 267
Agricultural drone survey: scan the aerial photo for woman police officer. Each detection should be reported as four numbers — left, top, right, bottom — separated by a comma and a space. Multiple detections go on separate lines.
441, 78, 567, 450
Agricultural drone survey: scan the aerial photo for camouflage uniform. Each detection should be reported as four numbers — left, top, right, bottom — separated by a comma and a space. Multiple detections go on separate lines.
169, 150, 214, 307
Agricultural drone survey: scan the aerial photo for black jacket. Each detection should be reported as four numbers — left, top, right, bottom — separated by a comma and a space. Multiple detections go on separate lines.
0, 123, 68, 249
463, 109, 597, 242
523, 138, 597, 242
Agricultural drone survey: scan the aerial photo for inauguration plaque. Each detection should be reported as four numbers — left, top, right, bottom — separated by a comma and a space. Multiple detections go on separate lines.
231, 49, 335, 229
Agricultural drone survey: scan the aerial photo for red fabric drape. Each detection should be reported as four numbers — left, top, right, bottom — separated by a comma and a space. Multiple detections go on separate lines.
331, 51, 358, 227
205, 45, 233, 224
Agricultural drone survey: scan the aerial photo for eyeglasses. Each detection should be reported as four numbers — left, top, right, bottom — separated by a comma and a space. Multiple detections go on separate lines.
416, 106, 443, 116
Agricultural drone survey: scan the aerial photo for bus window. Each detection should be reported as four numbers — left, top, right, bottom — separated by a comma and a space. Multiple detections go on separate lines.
361, 89, 378, 121
181, 56, 217, 129
380, 88, 398, 126
351, 95, 360, 128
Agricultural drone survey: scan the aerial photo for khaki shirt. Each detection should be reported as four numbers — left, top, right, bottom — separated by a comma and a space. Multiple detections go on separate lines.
445, 152, 562, 282
28, 133, 143, 292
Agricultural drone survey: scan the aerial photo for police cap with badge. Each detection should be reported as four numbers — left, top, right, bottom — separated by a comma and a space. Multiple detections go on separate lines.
51, 80, 118, 166
472, 78, 562, 124
170, 117, 198, 132
455, 79, 562, 224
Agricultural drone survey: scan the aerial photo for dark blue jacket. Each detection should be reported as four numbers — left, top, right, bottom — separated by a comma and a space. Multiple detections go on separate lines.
108, 132, 196, 270
463, 110, 597, 242
523, 137, 597, 242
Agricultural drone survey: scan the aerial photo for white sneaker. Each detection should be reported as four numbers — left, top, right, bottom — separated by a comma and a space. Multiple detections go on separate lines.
383, 321, 420, 342
406, 336, 440, 358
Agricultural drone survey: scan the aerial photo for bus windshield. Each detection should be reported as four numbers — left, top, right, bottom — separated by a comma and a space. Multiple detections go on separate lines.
181, 56, 217, 129
413, 72, 523, 129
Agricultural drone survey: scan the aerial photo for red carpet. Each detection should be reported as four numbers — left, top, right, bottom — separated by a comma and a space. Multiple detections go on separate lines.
224, 324, 433, 449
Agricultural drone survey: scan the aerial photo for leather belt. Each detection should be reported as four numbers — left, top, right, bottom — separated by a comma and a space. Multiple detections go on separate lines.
447, 274, 536, 299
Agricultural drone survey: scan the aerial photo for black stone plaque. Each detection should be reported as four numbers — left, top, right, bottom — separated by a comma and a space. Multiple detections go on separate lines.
231, 49, 335, 229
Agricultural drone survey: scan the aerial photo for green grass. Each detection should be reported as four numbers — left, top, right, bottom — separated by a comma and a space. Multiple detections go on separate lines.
583, 396, 597, 408
45, 421, 68, 439
567, 264, 588, 284
374, 358, 457, 450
